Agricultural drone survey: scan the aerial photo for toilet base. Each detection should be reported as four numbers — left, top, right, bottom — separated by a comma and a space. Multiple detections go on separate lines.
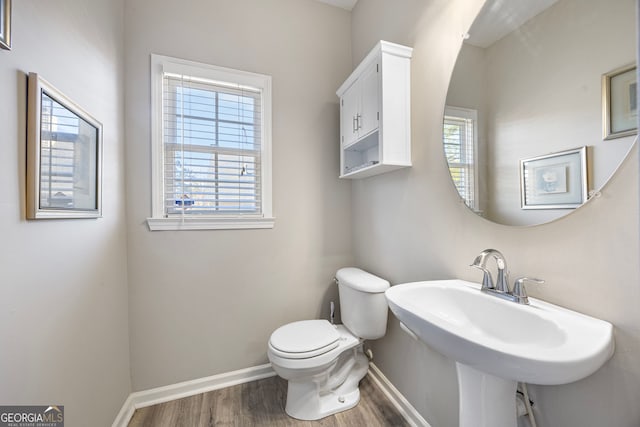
285, 383, 361, 421
284, 348, 369, 420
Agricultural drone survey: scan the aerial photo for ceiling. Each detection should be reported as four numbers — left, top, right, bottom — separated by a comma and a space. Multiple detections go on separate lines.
311, 0, 563, 47
468, 0, 560, 48
313, 0, 358, 11
311, 0, 558, 30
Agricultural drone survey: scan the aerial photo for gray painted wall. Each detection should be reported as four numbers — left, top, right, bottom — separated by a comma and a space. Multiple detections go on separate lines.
0, 1, 131, 426
351, 0, 640, 426
124, 0, 354, 391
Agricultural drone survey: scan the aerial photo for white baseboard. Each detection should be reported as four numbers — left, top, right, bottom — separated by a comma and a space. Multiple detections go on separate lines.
368, 362, 431, 427
113, 362, 428, 427
112, 363, 276, 427
112, 394, 136, 427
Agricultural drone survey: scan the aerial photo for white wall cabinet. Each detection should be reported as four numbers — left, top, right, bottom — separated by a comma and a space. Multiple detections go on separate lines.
341, 59, 379, 148
336, 40, 413, 179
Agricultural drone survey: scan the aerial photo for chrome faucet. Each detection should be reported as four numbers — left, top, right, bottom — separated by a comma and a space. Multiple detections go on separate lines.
469, 249, 544, 304
470, 249, 509, 292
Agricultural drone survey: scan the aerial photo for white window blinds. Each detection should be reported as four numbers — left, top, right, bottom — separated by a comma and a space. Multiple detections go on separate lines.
40, 93, 79, 208
443, 107, 478, 210
149, 55, 273, 230
162, 73, 263, 217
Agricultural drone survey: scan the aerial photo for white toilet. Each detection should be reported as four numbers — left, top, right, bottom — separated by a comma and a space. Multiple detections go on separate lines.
267, 267, 390, 420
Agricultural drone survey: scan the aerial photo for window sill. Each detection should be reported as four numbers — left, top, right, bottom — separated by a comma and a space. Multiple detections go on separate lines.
146, 216, 275, 231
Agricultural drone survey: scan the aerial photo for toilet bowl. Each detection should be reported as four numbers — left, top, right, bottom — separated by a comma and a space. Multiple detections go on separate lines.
267, 268, 390, 420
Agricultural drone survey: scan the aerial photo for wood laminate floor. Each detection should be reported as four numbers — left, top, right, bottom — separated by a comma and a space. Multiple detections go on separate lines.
128, 374, 411, 427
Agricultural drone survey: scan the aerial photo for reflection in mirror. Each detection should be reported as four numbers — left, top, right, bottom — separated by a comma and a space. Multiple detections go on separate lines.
444, 0, 636, 226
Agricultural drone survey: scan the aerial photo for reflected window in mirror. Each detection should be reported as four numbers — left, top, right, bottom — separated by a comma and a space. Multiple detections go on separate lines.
444, 106, 479, 212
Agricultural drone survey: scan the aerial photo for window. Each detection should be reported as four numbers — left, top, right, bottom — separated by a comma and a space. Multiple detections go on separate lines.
148, 55, 273, 230
443, 106, 478, 211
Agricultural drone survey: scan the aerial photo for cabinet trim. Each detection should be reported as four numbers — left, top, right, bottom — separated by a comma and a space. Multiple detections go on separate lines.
336, 40, 412, 97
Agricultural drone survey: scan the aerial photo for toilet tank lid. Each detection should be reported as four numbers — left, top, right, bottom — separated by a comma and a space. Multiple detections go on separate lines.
336, 268, 390, 293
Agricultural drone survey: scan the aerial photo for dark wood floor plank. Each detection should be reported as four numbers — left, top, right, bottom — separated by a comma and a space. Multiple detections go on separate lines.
129, 374, 411, 427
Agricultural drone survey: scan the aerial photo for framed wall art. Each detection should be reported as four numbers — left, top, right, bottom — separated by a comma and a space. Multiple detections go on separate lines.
0, 0, 11, 50
520, 146, 588, 210
26, 73, 103, 219
602, 63, 637, 140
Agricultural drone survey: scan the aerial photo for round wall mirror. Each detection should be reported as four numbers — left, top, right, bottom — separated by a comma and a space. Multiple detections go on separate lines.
443, 0, 637, 226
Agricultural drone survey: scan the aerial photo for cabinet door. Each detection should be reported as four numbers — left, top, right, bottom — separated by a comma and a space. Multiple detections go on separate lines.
340, 81, 360, 147
358, 60, 380, 138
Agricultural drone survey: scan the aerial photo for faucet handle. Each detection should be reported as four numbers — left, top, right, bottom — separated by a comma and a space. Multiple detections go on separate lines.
470, 264, 494, 290
512, 277, 545, 304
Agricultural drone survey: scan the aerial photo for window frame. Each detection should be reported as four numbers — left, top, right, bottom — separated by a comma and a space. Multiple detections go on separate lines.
147, 54, 274, 231
443, 106, 479, 212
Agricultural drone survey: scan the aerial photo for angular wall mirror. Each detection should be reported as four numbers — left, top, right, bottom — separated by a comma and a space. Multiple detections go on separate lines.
27, 73, 103, 219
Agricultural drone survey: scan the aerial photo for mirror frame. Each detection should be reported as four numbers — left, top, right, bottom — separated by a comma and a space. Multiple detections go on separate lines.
26, 73, 103, 219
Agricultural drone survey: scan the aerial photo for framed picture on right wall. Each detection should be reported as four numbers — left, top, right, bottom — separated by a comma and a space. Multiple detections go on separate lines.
602, 63, 637, 140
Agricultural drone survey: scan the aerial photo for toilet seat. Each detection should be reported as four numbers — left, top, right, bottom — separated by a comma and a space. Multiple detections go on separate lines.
269, 320, 340, 359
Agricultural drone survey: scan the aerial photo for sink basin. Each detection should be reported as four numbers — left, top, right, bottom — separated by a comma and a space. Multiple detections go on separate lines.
385, 279, 614, 384
385, 279, 614, 427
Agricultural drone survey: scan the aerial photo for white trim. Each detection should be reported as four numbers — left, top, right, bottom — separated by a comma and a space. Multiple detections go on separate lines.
336, 40, 413, 97
146, 216, 275, 231
444, 105, 477, 122
368, 363, 432, 427
112, 364, 276, 427
111, 395, 135, 427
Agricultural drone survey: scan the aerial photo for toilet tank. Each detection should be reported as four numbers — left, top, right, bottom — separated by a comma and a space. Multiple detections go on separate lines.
336, 267, 390, 340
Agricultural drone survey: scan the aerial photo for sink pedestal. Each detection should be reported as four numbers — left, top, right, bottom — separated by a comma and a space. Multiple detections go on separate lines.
456, 363, 518, 427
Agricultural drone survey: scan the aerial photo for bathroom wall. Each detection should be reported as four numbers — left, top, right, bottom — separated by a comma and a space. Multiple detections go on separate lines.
0, 1, 131, 426
124, 0, 353, 390
351, 0, 640, 426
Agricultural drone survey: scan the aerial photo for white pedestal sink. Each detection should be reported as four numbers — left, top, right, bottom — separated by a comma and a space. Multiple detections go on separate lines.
385, 280, 614, 427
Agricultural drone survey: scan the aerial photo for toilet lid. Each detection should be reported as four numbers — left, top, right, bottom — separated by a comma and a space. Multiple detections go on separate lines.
269, 320, 340, 358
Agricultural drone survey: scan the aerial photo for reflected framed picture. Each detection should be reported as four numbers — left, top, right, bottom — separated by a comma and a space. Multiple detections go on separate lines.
27, 73, 103, 219
520, 147, 587, 210
0, 0, 11, 50
602, 63, 637, 140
